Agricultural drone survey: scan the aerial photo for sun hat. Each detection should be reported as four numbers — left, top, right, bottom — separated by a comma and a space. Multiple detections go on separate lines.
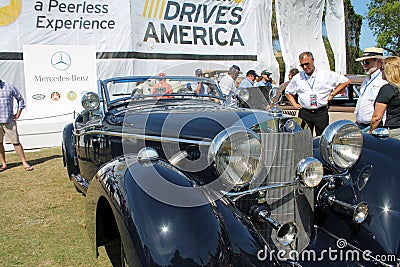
356, 47, 384, 61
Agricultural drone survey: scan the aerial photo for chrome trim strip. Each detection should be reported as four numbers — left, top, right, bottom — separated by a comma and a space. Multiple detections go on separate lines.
73, 129, 212, 146
222, 180, 298, 202
74, 121, 103, 131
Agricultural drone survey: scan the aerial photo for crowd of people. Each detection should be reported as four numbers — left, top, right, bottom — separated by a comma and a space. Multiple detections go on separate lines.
215, 47, 400, 137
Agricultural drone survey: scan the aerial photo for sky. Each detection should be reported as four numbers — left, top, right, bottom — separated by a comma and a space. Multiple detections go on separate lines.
350, 0, 376, 49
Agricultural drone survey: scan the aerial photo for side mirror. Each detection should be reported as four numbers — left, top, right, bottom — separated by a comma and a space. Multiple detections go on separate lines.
81, 92, 100, 112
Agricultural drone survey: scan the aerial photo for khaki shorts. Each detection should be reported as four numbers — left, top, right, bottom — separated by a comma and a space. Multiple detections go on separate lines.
0, 120, 20, 144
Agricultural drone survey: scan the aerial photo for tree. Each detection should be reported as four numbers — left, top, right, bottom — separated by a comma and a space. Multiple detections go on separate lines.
323, 36, 335, 71
367, 0, 400, 55
344, 0, 363, 74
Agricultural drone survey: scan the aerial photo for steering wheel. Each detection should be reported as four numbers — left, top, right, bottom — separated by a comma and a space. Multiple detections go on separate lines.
177, 87, 191, 93
131, 88, 144, 99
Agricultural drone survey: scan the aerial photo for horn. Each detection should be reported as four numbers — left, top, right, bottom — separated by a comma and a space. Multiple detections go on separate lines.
328, 196, 368, 224
252, 206, 298, 246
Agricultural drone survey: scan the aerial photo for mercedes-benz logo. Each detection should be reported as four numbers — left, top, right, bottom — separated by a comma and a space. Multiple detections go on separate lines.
269, 87, 282, 106
51, 51, 71, 71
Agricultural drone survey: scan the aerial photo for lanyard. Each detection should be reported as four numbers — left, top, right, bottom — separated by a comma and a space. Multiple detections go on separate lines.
360, 70, 380, 97
304, 73, 315, 90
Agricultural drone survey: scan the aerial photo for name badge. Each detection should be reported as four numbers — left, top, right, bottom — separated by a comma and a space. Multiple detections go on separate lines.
310, 94, 317, 108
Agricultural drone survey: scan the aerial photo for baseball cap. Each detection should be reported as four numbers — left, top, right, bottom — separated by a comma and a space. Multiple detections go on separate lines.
261, 70, 272, 75
246, 69, 259, 77
195, 68, 203, 76
229, 65, 241, 73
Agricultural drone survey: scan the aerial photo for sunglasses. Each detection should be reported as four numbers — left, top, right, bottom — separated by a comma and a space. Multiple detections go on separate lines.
299, 62, 310, 68
362, 60, 371, 65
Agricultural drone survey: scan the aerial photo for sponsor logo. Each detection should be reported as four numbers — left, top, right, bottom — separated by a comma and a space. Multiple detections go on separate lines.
142, 0, 245, 47
51, 51, 71, 71
32, 93, 46, 100
51, 91, 60, 101
67, 91, 77, 101
0, 0, 22, 26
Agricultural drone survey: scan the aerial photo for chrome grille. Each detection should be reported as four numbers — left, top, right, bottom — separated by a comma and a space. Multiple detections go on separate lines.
257, 130, 313, 253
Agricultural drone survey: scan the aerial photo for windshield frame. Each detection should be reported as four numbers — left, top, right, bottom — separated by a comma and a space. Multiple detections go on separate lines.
99, 76, 225, 108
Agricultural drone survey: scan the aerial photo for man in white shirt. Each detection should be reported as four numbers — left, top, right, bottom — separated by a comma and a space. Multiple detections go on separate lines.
285, 51, 350, 136
354, 47, 387, 129
219, 65, 241, 107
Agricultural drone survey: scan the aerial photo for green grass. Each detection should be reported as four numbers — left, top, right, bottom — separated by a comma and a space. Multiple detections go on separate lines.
0, 147, 112, 267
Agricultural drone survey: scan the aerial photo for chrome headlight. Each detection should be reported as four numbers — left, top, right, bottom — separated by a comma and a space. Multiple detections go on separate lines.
296, 157, 323, 187
209, 127, 261, 188
320, 120, 363, 171
81, 92, 100, 111
238, 88, 250, 102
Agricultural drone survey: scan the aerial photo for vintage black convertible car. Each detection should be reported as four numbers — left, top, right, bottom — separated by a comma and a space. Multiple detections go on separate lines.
62, 75, 400, 267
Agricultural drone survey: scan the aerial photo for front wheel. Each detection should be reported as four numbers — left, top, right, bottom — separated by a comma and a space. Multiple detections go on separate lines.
105, 238, 123, 267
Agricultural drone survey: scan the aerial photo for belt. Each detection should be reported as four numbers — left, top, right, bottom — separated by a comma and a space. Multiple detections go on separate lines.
301, 106, 327, 113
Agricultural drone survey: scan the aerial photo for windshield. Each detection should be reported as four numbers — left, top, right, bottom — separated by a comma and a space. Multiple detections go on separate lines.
102, 76, 224, 106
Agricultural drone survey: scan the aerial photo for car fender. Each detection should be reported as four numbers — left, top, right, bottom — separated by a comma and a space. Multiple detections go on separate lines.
86, 156, 279, 266
62, 123, 79, 177
313, 133, 400, 261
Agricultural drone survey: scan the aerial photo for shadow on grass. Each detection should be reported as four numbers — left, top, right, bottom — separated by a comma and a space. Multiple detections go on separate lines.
5, 154, 62, 170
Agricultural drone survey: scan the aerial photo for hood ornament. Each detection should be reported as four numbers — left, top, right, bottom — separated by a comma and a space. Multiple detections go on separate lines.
267, 87, 283, 117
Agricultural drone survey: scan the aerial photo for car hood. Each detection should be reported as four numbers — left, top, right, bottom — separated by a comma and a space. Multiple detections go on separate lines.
118, 103, 273, 141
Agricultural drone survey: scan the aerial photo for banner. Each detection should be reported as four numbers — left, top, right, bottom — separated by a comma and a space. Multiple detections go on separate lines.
1, 0, 259, 57
1, 0, 276, 89
132, 0, 256, 56
23, 45, 97, 117
275, 0, 330, 79
0, 0, 132, 52
325, 0, 346, 74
